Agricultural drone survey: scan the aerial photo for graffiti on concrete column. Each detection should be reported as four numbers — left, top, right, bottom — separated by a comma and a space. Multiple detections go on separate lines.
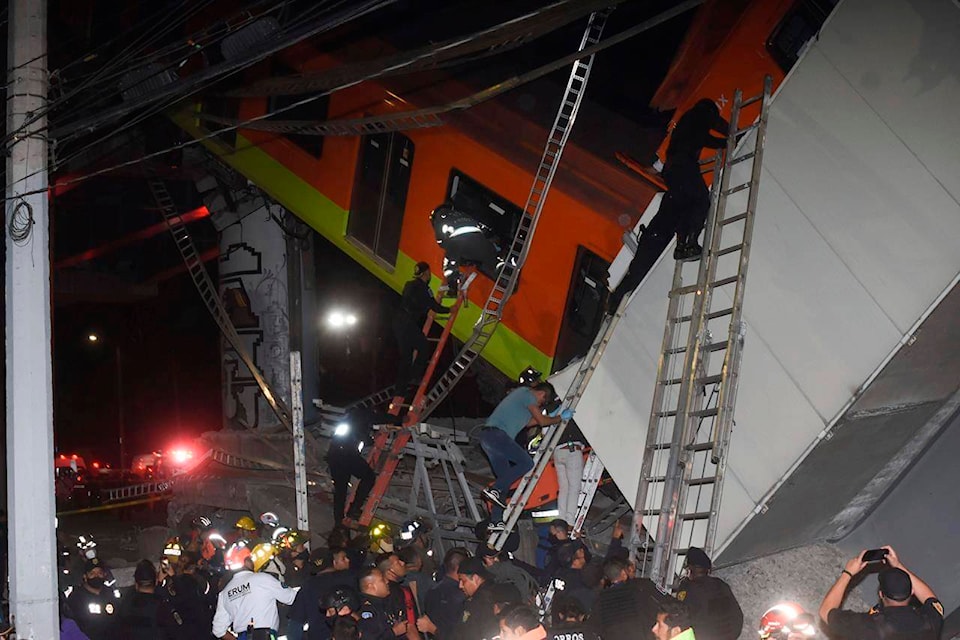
219, 213, 291, 429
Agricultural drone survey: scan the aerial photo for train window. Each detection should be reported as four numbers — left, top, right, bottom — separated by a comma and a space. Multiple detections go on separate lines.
446, 170, 524, 280
554, 246, 610, 371
348, 132, 414, 266
766, 0, 838, 72
268, 62, 329, 158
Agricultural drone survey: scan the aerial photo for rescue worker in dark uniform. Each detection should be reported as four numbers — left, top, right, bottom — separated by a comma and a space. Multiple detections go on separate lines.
286, 547, 355, 640
393, 261, 450, 391
819, 545, 943, 640
417, 547, 469, 639
455, 557, 501, 640
67, 557, 123, 640
327, 407, 387, 523
548, 599, 600, 640
357, 567, 408, 639
118, 559, 176, 639
374, 552, 421, 639
675, 547, 743, 640
607, 99, 731, 313
663, 99, 730, 262
595, 557, 666, 640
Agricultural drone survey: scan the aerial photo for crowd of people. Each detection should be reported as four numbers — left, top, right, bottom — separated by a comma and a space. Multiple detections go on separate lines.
53, 499, 945, 640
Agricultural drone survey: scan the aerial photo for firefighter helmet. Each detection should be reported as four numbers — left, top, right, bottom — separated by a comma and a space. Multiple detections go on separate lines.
234, 515, 257, 531
225, 540, 252, 571
250, 542, 278, 573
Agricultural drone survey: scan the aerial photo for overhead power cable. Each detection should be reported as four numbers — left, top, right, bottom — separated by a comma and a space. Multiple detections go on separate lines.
198, 0, 704, 136
227, 0, 624, 97
3, 0, 705, 201
48, 0, 398, 140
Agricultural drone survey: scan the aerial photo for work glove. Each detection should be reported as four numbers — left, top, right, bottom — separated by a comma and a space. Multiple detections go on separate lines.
560, 409, 575, 421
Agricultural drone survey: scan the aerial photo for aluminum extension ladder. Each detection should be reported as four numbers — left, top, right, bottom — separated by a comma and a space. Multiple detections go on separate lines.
351, 9, 611, 530
415, 9, 611, 424
489, 289, 632, 550
346, 274, 475, 527
629, 76, 773, 590
146, 177, 292, 430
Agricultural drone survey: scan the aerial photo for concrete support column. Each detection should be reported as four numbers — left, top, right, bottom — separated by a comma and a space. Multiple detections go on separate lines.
219, 207, 291, 429
4, 0, 59, 636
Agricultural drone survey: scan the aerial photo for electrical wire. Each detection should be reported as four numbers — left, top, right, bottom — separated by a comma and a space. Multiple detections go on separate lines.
10, 0, 361, 181
48, 0, 388, 141
4, 0, 398, 197
4, 0, 279, 148
4, 0, 704, 200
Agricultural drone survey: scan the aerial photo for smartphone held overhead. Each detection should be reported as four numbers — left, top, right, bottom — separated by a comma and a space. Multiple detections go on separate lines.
862, 548, 889, 563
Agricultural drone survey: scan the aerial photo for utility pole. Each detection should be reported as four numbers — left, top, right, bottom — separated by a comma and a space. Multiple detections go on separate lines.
5, 0, 59, 637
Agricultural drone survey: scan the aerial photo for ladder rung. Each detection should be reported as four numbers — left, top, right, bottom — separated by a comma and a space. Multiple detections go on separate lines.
684, 441, 715, 452
670, 283, 701, 297
688, 476, 717, 486
721, 212, 748, 226
716, 244, 744, 257
731, 151, 755, 165
691, 408, 719, 418
710, 276, 738, 289
655, 410, 677, 418
735, 121, 760, 136
675, 308, 732, 324
724, 183, 750, 196
666, 341, 727, 355
699, 374, 722, 386
680, 511, 711, 521
740, 93, 763, 108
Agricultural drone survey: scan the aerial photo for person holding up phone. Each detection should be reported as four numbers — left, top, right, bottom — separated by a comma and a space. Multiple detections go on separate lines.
819, 545, 943, 640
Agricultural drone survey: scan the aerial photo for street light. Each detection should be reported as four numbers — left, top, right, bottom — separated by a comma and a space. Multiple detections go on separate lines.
87, 334, 99, 343
326, 309, 358, 330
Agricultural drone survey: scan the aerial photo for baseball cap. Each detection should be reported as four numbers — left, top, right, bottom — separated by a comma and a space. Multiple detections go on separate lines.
134, 559, 156, 583
458, 557, 492, 581
686, 547, 712, 570
84, 557, 106, 573
879, 568, 912, 601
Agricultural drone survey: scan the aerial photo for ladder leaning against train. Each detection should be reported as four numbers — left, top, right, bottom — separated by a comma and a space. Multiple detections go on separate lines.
344, 9, 613, 528
490, 77, 774, 568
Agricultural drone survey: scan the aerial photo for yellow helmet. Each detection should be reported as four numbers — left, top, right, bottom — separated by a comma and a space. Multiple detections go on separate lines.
235, 515, 257, 532
250, 542, 278, 573
162, 537, 183, 559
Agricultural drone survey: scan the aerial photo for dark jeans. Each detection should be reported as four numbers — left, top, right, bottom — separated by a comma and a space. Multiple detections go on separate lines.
393, 318, 431, 389
664, 160, 710, 245
609, 202, 676, 311
328, 450, 376, 522
478, 427, 534, 521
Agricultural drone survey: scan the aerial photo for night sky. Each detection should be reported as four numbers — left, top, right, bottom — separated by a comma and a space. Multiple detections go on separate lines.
5, 0, 695, 464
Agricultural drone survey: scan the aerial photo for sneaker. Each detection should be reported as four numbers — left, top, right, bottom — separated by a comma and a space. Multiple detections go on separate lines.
482, 488, 508, 509
487, 521, 506, 533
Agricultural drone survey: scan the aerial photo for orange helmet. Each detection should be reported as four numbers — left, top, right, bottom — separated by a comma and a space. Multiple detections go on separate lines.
225, 541, 252, 571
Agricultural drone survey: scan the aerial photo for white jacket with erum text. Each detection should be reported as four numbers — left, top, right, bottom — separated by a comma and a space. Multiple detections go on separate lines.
212, 570, 299, 637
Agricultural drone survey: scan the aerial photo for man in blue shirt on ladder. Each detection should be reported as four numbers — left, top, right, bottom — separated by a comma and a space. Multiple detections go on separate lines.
479, 381, 573, 529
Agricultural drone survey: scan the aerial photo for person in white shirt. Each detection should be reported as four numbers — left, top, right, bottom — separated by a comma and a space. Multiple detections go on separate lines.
212, 551, 298, 640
